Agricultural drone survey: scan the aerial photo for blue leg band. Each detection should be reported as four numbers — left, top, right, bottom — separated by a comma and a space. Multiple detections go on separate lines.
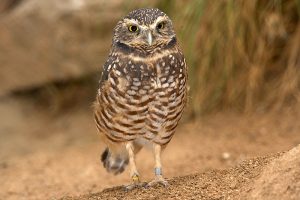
155, 167, 162, 176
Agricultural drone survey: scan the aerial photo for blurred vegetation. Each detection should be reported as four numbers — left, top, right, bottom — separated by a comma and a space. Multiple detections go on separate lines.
8, 0, 300, 117
165, 0, 300, 116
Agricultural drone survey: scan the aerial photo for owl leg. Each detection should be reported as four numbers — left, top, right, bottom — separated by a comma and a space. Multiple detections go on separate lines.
124, 142, 145, 190
146, 143, 168, 187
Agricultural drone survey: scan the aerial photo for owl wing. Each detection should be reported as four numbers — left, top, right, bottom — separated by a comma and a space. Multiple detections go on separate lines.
99, 55, 114, 87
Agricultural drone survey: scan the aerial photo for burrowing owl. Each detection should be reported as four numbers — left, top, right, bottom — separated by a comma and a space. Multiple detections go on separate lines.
94, 8, 187, 189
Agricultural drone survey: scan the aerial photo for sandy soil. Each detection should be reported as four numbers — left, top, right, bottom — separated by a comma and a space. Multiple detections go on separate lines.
63, 145, 300, 200
0, 97, 300, 199
65, 155, 277, 200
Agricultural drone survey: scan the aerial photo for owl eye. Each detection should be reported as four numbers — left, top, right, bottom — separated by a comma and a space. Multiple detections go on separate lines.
156, 22, 165, 30
128, 25, 139, 32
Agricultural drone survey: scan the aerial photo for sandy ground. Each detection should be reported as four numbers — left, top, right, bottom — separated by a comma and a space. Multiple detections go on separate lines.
1, 96, 300, 199
64, 155, 277, 200
63, 145, 300, 200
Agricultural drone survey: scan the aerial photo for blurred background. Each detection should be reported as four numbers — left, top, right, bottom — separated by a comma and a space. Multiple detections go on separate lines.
0, 0, 300, 199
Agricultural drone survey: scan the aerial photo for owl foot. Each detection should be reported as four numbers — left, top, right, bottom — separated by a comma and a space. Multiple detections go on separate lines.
124, 174, 146, 191
146, 176, 169, 188
124, 182, 147, 191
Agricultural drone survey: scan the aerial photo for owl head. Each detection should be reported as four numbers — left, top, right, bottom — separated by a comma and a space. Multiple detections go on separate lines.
113, 8, 176, 51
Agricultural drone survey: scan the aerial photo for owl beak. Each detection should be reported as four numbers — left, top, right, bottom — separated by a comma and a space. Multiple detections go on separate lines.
146, 31, 153, 46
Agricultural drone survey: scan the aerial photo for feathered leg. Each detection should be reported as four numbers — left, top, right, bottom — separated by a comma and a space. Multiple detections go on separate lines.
125, 142, 146, 190
147, 143, 168, 187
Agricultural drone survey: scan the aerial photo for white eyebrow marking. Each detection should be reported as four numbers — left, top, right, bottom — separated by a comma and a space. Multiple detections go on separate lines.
125, 16, 169, 30
123, 19, 149, 30
124, 18, 139, 24
150, 16, 168, 29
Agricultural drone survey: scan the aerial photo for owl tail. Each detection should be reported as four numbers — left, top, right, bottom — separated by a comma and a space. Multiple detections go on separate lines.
101, 147, 129, 175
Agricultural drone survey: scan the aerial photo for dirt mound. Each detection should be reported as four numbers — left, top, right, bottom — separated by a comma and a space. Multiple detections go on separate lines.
63, 156, 274, 200
63, 146, 300, 200
245, 145, 300, 200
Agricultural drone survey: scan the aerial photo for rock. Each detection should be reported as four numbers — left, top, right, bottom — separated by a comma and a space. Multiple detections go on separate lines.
0, 0, 124, 97
222, 152, 231, 160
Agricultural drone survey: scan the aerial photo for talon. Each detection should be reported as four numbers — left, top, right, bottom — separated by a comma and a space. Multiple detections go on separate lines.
146, 176, 169, 188
124, 181, 147, 191
125, 184, 136, 191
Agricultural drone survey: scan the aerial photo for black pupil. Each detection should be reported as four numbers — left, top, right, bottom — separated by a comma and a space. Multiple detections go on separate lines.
157, 23, 163, 29
131, 26, 137, 32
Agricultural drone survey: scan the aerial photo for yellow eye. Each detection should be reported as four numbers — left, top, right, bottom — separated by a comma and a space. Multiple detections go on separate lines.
128, 25, 138, 32
157, 22, 164, 30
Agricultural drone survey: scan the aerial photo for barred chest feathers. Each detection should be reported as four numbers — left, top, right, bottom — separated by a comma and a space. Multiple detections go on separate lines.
96, 48, 187, 145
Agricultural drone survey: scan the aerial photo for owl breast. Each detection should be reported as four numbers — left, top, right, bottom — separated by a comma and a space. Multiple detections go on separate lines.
95, 50, 187, 145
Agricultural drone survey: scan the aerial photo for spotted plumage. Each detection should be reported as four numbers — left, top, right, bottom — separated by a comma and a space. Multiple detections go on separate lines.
94, 8, 187, 188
